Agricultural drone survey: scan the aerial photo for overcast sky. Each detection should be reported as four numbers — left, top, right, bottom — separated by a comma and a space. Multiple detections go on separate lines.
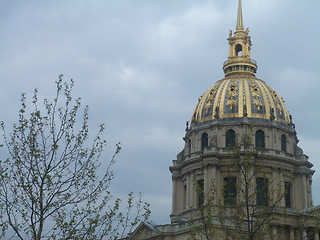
0, 0, 319, 225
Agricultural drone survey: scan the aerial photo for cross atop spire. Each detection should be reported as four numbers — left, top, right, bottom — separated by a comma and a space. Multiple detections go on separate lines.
236, 0, 244, 31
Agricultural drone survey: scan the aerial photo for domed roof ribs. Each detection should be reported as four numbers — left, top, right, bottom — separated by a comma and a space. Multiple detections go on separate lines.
236, 0, 244, 31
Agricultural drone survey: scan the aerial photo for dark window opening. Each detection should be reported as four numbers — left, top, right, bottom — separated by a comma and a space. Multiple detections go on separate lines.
256, 178, 268, 206
188, 139, 192, 155
255, 130, 265, 149
281, 135, 287, 152
235, 44, 243, 56
197, 180, 204, 207
285, 182, 292, 208
224, 177, 237, 205
201, 133, 208, 150
236, 65, 239, 71
226, 129, 236, 148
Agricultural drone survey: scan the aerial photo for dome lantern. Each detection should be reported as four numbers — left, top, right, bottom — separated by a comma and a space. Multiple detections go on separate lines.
223, 0, 258, 77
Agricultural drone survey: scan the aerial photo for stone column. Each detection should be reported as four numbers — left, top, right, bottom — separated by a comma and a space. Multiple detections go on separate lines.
204, 165, 210, 198
186, 174, 191, 209
171, 176, 178, 215
294, 174, 301, 209
280, 172, 285, 207
301, 174, 307, 209
211, 165, 217, 203
272, 226, 277, 239
307, 175, 312, 207
302, 229, 307, 239
315, 229, 319, 240
272, 170, 277, 205
177, 179, 184, 213
289, 227, 295, 240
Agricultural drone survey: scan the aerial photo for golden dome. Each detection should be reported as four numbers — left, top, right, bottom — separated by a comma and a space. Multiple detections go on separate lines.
191, 0, 290, 126
191, 76, 290, 125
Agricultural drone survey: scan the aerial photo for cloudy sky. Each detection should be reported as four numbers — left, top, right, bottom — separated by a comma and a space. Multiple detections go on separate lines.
0, 0, 319, 225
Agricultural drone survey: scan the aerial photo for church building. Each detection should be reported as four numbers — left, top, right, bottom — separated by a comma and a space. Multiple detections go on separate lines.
126, 1, 319, 239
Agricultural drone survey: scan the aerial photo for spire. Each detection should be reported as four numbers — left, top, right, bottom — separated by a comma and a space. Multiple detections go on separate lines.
223, 0, 258, 77
236, 0, 244, 31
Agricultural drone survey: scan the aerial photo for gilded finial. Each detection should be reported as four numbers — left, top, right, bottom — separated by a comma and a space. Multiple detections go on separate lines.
236, 0, 244, 31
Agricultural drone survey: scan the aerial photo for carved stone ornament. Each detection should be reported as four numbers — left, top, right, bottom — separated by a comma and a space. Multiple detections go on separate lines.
269, 88, 283, 115
250, 80, 263, 110
204, 86, 218, 113
226, 80, 238, 109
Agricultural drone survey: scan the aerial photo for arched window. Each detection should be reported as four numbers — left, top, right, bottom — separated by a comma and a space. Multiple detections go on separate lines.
255, 130, 265, 149
235, 44, 243, 56
281, 135, 287, 152
226, 129, 236, 148
201, 133, 208, 150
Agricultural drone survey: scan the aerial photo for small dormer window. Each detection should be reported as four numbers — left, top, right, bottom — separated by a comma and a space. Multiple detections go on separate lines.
201, 133, 208, 150
281, 135, 287, 152
255, 130, 265, 149
226, 129, 236, 148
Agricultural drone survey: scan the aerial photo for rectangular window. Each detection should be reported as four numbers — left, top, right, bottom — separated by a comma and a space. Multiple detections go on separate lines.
197, 180, 204, 207
256, 178, 268, 206
285, 182, 292, 208
224, 177, 237, 206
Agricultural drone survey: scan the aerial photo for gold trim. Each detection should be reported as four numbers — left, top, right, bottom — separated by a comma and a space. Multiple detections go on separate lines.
280, 97, 290, 123
244, 79, 252, 117
198, 92, 208, 120
226, 79, 238, 110
219, 79, 230, 117
239, 79, 244, 116
251, 113, 268, 119
263, 84, 276, 120
212, 80, 223, 119
255, 80, 270, 120
223, 113, 241, 118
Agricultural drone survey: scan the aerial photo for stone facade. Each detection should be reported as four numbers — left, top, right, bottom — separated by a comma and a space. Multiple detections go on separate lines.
171, 117, 313, 219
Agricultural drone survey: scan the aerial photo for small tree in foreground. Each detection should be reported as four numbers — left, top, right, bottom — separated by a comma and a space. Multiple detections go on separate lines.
0, 75, 150, 240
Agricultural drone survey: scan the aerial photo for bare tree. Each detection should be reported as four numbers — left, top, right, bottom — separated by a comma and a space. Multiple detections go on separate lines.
0, 75, 150, 240
189, 177, 220, 240
189, 131, 288, 240
216, 132, 285, 240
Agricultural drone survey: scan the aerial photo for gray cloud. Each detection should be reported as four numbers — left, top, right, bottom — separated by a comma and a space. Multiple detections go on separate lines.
0, 0, 319, 224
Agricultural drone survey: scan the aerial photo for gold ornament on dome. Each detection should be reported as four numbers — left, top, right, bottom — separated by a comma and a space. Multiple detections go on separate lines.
269, 88, 283, 115
204, 86, 218, 113
226, 80, 238, 109
250, 81, 263, 110
204, 101, 212, 113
